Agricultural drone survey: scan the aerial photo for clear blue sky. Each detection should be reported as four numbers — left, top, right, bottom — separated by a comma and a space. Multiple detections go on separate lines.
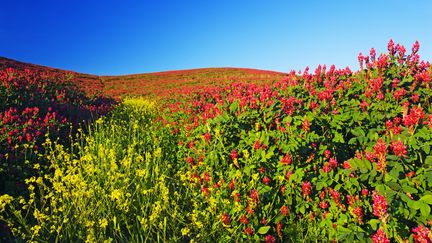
1, 0, 431, 75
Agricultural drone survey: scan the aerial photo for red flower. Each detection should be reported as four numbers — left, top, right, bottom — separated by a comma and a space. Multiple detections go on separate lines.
254, 140, 261, 150
265, 235, 275, 243
231, 150, 238, 160
186, 157, 194, 165
239, 215, 249, 224
330, 189, 340, 204
188, 140, 194, 148
372, 229, 390, 243
201, 186, 209, 196
396, 44, 406, 58
203, 172, 211, 182
388, 39, 395, 55
25, 133, 32, 142
372, 191, 388, 219
358, 52, 364, 68
302, 118, 310, 132
385, 120, 393, 130
302, 181, 312, 197
391, 140, 407, 157
411, 40, 420, 54
281, 153, 292, 165
412, 225, 431, 243
324, 150, 331, 159
221, 212, 230, 225
374, 139, 387, 157
250, 189, 259, 202
412, 93, 420, 103
246, 206, 254, 215
228, 180, 236, 190
319, 201, 329, 209
353, 206, 363, 224
370, 48, 376, 61
360, 100, 369, 111
204, 132, 211, 142
377, 54, 389, 69
322, 164, 331, 173
404, 106, 424, 127
343, 161, 351, 169
262, 176, 271, 185
285, 170, 293, 180
281, 205, 289, 216
244, 227, 254, 236
329, 158, 338, 168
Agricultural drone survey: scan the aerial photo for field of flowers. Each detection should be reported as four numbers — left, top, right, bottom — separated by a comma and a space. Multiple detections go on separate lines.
0, 40, 431, 242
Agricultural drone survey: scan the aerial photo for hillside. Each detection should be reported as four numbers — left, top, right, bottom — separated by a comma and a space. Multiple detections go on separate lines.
0, 57, 104, 95
0, 57, 287, 98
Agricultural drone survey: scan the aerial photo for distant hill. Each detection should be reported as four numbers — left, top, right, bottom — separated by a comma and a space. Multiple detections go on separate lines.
0, 57, 287, 97
0, 57, 104, 95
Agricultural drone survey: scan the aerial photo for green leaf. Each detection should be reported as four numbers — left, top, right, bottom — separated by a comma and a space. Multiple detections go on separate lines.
402, 185, 418, 194
425, 156, 432, 166
333, 132, 345, 143
420, 195, 432, 205
351, 127, 365, 137
257, 226, 271, 235
229, 101, 239, 113
348, 137, 357, 145
368, 219, 380, 231
411, 201, 423, 210
420, 204, 431, 218
386, 182, 401, 191
258, 185, 272, 194
424, 144, 430, 155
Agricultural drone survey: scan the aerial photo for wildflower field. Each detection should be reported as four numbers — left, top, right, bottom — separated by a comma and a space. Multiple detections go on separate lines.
1, 40, 431, 242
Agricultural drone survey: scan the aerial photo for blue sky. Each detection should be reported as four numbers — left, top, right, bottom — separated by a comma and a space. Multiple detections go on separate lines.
0, 0, 431, 75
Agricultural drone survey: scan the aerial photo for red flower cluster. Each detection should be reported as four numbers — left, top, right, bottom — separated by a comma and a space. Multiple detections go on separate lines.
372, 229, 390, 243
302, 181, 312, 197
372, 191, 388, 220
391, 140, 407, 157
411, 225, 431, 243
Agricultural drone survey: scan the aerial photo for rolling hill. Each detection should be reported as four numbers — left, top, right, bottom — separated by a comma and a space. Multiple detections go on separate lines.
0, 57, 287, 98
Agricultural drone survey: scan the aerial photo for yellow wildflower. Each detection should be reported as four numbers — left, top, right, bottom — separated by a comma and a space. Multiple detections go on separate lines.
0, 194, 14, 212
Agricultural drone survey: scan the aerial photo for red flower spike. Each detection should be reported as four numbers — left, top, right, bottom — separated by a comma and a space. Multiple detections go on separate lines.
221, 212, 230, 225
281, 205, 289, 216
372, 191, 388, 219
302, 181, 311, 197
411, 225, 431, 243
372, 229, 390, 243
244, 227, 254, 236
265, 235, 275, 243
391, 140, 407, 157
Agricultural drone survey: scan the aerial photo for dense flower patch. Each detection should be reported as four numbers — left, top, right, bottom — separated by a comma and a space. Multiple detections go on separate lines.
100, 68, 287, 98
0, 40, 431, 242
163, 40, 432, 241
0, 68, 115, 196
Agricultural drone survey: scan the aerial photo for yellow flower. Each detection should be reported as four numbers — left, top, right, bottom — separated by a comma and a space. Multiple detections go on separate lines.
0, 194, 14, 212
99, 218, 108, 229
154, 147, 162, 158
136, 169, 146, 177
181, 227, 190, 236
110, 189, 122, 201
31, 225, 42, 236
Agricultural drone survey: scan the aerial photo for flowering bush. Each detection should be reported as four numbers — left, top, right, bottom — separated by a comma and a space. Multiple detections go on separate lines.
164, 40, 432, 241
